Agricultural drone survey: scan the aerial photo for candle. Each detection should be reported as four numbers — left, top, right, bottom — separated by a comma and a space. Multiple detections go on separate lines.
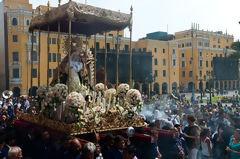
102, 98, 106, 110
108, 94, 112, 109
113, 97, 116, 107
97, 92, 101, 106
87, 85, 90, 94
93, 92, 96, 105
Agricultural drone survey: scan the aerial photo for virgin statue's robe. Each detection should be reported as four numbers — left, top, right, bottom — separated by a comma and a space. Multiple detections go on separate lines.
51, 53, 90, 92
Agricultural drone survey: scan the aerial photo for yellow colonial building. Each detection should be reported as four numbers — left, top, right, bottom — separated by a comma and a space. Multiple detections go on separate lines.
175, 27, 235, 92
3, 0, 237, 96
133, 37, 180, 94
133, 28, 236, 95
4, 0, 131, 96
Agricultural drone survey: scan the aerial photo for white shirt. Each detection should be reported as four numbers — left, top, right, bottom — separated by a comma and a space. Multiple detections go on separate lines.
201, 139, 212, 157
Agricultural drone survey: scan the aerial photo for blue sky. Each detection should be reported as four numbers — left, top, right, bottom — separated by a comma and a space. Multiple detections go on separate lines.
29, 0, 240, 41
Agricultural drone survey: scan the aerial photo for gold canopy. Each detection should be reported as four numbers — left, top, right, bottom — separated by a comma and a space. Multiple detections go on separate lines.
29, 1, 132, 35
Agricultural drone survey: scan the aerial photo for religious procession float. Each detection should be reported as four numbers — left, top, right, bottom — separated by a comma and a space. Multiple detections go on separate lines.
17, 0, 146, 136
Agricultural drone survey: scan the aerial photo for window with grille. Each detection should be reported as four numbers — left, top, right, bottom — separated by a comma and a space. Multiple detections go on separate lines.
52, 53, 56, 62
32, 51, 37, 61
163, 70, 166, 77
13, 68, 19, 78
12, 18, 17, 26
13, 35, 18, 42
32, 69, 37, 78
13, 52, 19, 62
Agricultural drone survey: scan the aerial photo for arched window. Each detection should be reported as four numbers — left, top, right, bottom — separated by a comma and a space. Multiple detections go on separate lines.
26, 19, 30, 26
12, 18, 18, 26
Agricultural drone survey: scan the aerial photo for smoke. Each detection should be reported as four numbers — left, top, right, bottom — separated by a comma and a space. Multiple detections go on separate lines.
139, 96, 170, 122
139, 104, 155, 121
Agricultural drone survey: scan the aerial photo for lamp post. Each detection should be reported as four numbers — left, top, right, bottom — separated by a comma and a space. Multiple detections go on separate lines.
152, 73, 156, 95
196, 75, 203, 103
199, 79, 203, 103
207, 71, 215, 104
191, 25, 195, 100
209, 79, 212, 104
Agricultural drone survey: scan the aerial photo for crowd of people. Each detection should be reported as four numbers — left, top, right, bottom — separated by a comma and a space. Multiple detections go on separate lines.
146, 94, 240, 159
0, 96, 138, 159
0, 95, 239, 159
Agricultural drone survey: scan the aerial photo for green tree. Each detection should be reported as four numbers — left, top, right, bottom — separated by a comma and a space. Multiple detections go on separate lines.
228, 41, 240, 59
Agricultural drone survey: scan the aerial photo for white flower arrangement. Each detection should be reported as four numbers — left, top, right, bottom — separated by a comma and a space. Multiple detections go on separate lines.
95, 83, 105, 95
84, 106, 105, 125
43, 84, 68, 108
117, 83, 130, 98
104, 88, 117, 109
54, 84, 68, 101
116, 104, 135, 120
65, 92, 85, 122
36, 86, 48, 99
114, 88, 143, 120
105, 88, 117, 100
44, 92, 55, 108
126, 89, 143, 106
66, 92, 86, 110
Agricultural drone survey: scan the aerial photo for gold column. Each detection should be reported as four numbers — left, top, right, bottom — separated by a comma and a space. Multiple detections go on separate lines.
85, 36, 88, 56
57, 0, 61, 83
47, 1, 50, 90
30, 10, 34, 97
85, 36, 89, 86
38, 7, 41, 88
129, 6, 133, 88
94, 34, 97, 86
67, 1, 72, 93
116, 31, 119, 89
104, 32, 107, 90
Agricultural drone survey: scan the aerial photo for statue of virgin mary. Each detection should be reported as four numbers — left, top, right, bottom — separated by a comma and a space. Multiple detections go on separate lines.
51, 37, 94, 92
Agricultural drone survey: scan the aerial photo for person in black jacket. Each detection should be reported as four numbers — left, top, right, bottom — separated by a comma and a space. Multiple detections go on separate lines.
106, 135, 126, 159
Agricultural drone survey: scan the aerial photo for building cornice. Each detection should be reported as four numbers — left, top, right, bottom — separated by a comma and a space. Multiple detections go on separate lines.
174, 36, 209, 42
175, 29, 234, 39
179, 47, 236, 52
